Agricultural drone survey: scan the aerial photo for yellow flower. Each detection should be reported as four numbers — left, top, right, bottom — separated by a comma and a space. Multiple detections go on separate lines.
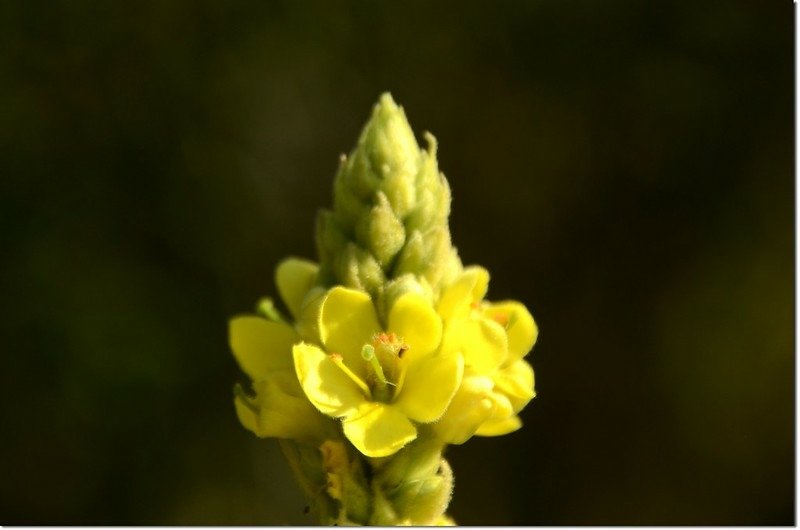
230, 257, 332, 441
293, 286, 464, 457
433, 266, 538, 442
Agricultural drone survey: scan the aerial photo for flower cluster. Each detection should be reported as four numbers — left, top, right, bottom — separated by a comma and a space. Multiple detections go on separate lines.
233, 260, 536, 457
230, 94, 538, 525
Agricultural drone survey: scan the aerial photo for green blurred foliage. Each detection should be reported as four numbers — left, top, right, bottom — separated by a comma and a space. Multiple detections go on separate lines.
0, 0, 792, 524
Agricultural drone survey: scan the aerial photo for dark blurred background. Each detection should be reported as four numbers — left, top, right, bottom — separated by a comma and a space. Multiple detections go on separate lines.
1, 0, 793, 525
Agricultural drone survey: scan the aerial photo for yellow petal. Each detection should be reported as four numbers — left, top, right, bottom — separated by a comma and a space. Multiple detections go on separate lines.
234, 392, 259, 434
388, 292, 443, 362
475, 415, 522, 437
293, 342, 365, 417
432, 373, 495, 444
295, 286, 327, 345
437, 266, 489, 320
237, 370, 332, 440
488, 391, 514, 421
230, 316, 298, 380
395, 352, 463, 423
342, 403, 417, 457
319, 287, 381, 374
275, 258, 319, 319
493, 359, 536, 412
442, 317, 507, 374
483, 301, 538, 363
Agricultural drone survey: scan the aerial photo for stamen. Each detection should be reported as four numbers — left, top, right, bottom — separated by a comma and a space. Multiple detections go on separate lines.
329, 353, 372, 399
372, 332, 389, 347
393, 343, 411, 396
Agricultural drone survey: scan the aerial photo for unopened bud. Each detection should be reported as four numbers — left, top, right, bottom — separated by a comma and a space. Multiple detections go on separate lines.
354, 191, 406, 266
336, 243, 385, 296
255, 297, 287, 323
315, 93, 462, 294
388, 458, 454, 525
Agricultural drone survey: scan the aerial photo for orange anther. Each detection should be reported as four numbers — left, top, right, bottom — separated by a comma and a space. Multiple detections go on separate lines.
490, 313, 509, 326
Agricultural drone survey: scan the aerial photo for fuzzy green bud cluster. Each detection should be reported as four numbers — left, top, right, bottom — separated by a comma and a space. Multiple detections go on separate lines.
316, 94, 463, 314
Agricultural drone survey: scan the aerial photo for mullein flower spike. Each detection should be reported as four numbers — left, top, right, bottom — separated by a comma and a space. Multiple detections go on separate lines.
230, 93, 538, 525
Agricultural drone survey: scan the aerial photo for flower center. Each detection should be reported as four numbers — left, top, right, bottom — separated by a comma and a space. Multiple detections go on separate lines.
365, 332, 410, 402
327, 332, 410, 404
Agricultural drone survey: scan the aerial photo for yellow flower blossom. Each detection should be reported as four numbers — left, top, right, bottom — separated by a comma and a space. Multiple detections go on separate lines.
230, 257, 333, 441
433, 266, 538, 442
293, 286, 464, 457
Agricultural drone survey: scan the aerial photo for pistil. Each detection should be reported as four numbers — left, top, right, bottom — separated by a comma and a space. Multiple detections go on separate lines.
361, 345, 388, 386
362, 344, 392, 402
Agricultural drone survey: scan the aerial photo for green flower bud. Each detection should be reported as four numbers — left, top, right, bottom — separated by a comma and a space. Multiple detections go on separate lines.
331, 159, 372, 229
336, 243, 386, 296
404, 133, 450, 233
388, 458, 454, 525
316, 92, 463, 296
394, 227, 461, 290
376, 437, 444, 490
369, 482, 400, 526
367, 437, 453, 525
354, 191, 406, 267
349, 94, 420, 204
